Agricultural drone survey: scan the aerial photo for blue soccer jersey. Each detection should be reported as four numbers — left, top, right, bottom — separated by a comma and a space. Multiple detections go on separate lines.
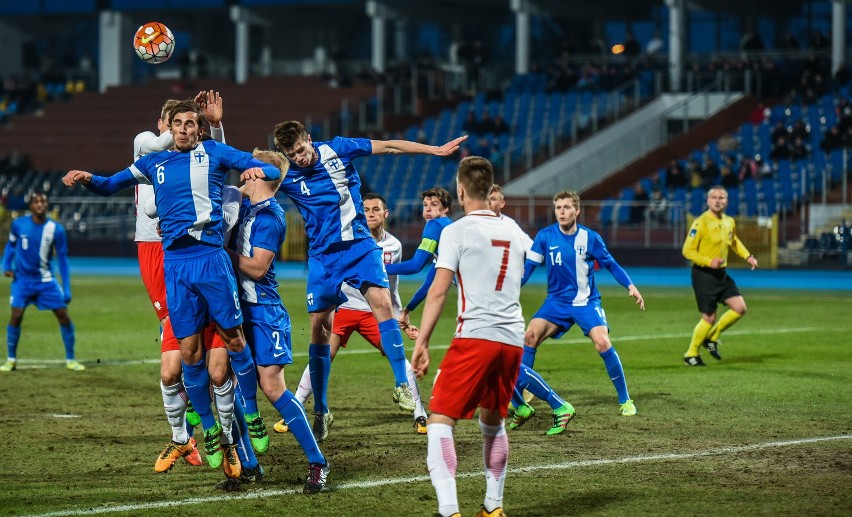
277, 136, 373, 255
232, 197, 287, 304
526, 224, 633, 306
85, 140, 280, 250
3, 215, 70, 288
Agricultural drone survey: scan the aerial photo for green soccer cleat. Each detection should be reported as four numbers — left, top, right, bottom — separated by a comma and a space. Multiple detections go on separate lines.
546, 402, 576, 436
65, 360, 86, 371
245, 413, 269, 454
509, 403, 535, 430
392, 383, 416, 412
185, 402, 202, 428
620, 399, 637, 416
203, 422, 223, 469
0, 359, 16, 372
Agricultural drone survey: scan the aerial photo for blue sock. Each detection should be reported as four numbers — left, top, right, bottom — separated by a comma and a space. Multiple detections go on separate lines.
181, 358, 217, 430
6, 324, 20, 359
378, 318, 408, 386
232, 395, 259, 469
522, 345, 537, 368
308, 343, 331, 414
520, 364, 565, 410
600, 346, 630, 404
274, 390, 325, 465
60, 323, 75, 360
228, 346, 259, 415
511, 363, 528, 408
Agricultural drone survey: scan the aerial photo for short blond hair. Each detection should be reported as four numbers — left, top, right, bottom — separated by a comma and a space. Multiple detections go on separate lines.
251, 148, 289, 190
553, 189, 580, 209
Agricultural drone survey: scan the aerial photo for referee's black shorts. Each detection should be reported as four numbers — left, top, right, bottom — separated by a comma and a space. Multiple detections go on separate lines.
691, 265, 741, 314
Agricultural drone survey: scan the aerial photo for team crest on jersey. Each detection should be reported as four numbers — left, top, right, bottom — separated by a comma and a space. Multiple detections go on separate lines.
383, 251, 392, 264
689, 228, 697, 237
326, 158, 342, 170
194, 151, 205, 163
576, 245, 586, 255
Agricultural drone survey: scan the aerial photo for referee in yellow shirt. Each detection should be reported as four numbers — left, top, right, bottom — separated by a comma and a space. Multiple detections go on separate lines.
681, 186, 758, 366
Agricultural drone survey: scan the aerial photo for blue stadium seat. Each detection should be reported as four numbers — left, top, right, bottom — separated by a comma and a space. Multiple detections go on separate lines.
688, 188, 704, 216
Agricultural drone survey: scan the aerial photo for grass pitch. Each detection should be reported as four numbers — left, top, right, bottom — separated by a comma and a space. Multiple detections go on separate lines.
0, 275, 850, 516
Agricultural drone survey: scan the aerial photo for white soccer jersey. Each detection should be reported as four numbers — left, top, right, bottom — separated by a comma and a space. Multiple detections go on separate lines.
340, 229, 403, 316
500, 213, 534, 254
435, 209, 525, 346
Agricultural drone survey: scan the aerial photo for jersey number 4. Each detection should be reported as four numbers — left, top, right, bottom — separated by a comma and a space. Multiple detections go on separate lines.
491, 239, 511, 291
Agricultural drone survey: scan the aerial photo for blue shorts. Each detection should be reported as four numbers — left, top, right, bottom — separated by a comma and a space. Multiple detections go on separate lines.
164, 246, 242, 339
306, 238, 389, 313
242, 302, 292, 366
10, 278, 66, 311
533, 297, 609, 339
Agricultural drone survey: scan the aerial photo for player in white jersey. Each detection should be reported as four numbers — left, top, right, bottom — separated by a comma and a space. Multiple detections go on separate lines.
487, 183, 534, 253
412, 156, 523, 517
281, 193, 428, 434
134, 93, 224, 472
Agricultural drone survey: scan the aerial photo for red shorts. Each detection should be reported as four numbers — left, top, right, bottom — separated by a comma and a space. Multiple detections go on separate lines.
333, 308, 383, 353
429, 338, 523, 420
137, 241, 168, 321
160, 320, 223, 352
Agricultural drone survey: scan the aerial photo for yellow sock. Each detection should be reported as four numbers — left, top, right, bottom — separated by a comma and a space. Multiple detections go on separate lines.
686, 319, 712, 357
707, 310, 743, 342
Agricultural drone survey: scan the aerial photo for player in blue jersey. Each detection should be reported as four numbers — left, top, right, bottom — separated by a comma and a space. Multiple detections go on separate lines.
272, 120, 466, 442
62, 100, 281, 479
386, 187, 453, 336
224, 149, 330, 494
522, 190, 645, 417
1, 192, 82, 372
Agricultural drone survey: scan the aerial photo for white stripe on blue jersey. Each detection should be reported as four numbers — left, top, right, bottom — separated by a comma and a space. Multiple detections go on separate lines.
529, 223, 632, 306
278, 136, 373, 254
233, 197, 287, 305
187, 152, 213, 241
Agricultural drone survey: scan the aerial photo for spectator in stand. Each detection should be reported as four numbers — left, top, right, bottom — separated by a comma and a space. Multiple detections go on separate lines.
478, 112, 497, 134
749, 102, 769, 124
647, 189, 668, 226
462, 111, 479, 134
790, 120, 809, 142
810, 30, 829, 50
666, 160, 688, 191
701, 156, 721, 190
717, 130, 740, 155
623, 30, 640, 60
741, 30, 764, 56
630, 182, 649, 224
770, 135, 792, 161
821, 125, 844, 152
492, 115, 510, 135
720, 164, 740, 190
790, 135, 810, 162
779, 32, 800, 50
770, 122, 789, 145
648, 170, 664, 192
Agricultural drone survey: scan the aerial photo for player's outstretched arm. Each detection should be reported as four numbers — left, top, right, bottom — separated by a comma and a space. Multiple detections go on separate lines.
371, 135, 468, 156
627, 284, 645, 311
62, 170, 93, 187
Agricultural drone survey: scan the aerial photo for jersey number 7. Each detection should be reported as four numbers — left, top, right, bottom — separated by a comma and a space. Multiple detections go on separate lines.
491, 240, 511, 291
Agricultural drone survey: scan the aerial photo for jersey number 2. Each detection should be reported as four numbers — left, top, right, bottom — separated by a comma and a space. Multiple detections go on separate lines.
491, 240, 511, 291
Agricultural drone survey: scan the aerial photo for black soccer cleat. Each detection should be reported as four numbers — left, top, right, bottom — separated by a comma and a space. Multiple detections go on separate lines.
683, 355, 706, 367
703, 339, 722, 360
304, 461, 330, 494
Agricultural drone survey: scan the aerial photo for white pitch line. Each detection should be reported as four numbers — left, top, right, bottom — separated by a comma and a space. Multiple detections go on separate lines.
17, 434, 850, 517
11, 326, 846, 370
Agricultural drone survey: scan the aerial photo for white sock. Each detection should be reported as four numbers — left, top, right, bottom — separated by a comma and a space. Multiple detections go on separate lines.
295, 364, 312, 406
479, 420, 509, 512
212, 378, 235, 443
406, 360, 427, 419
427, 423, 459, 517
160, 381, 188, 443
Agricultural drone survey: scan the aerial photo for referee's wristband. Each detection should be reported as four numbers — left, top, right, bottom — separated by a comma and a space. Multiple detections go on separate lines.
747, 254, 755, 259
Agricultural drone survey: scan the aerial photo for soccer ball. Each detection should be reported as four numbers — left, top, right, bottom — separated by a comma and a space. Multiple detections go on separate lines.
133, 22, 175, 64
